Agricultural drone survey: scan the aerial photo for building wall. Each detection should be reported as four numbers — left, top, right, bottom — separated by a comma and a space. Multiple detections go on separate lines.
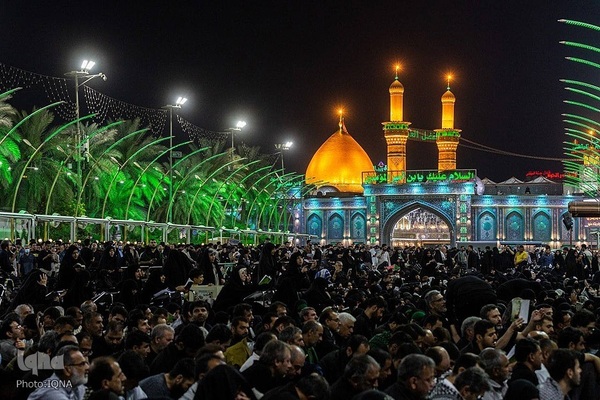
303, 196, 368, 245
303, 184, 583, 247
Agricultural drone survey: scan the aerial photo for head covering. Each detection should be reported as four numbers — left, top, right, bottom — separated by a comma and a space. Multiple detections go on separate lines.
411, 310, 426, 322
315, 268, 331, 281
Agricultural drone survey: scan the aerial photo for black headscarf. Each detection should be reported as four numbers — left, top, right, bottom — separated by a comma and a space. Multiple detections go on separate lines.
256, 242, 277, 282
163, 249, 193, 289
57, 245, 81, 290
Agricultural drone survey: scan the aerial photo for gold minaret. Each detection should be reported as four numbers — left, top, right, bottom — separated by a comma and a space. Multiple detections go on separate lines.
435, 75, 461, 171
383, 65, 411, 183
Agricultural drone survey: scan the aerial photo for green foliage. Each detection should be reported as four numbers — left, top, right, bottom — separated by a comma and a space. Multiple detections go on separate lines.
561, 22, 600, 197
0, 92, 303, 234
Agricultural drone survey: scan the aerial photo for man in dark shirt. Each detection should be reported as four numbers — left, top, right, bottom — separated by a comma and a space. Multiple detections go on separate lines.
330, 354, 380, 400
139, 358, 195, 399
466, 245, 479, 270
423, 290, 452, 332
354, 296, 387, 339
508, 338, 542, 386
385, 354, 436, 400
460, 320, 498, 356
140, 240, 163, 267
242, 340, 291, 396
91, 321, 125, 360
316, 308, 340, 359
150, 324, 204, 374
320, 335, 369, 384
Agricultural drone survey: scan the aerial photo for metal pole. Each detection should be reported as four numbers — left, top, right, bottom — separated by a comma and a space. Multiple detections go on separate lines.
169, 107, 173, 223
281, 151, 285, 173
570, 229, 573, 248
75, 74, 81, 196
231, 130, 234, 159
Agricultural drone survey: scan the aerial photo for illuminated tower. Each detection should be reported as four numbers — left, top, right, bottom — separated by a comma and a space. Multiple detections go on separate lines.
383, 67, 411, 183
435, 76, 461, 171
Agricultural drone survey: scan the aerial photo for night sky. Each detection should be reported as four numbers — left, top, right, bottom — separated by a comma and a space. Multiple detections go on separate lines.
3, 1, 600, 182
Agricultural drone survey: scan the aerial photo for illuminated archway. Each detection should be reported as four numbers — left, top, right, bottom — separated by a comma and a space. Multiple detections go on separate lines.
385, 204, 453, 247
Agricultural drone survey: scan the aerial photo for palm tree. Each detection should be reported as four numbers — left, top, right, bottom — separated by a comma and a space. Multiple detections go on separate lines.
78, 119, 146, 217
0, 90, 20, 195
7, 107, 74, 213
98, 119, 169, 220
173, 140, 232, 226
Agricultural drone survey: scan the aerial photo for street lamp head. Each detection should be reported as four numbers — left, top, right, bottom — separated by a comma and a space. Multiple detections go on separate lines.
81, 60, 95, 72
236, 121, 247, 129
275, 141, 293, 151
176, 97, 188, 106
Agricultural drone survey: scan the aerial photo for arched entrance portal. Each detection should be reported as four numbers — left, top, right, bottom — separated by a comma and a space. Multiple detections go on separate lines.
390, 207, 452, 247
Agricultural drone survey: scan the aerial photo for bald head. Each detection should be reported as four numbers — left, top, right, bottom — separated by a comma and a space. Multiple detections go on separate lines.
288, 345, 306, 377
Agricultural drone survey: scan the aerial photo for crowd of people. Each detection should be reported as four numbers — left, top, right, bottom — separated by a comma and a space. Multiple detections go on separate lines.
1, 236, 600, 400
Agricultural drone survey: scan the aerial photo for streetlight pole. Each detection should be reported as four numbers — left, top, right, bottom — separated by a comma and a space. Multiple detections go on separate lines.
65, 60, 106, 196
274, 141, 293, 174
163, 97, 187, 223
229, 120, 247, 160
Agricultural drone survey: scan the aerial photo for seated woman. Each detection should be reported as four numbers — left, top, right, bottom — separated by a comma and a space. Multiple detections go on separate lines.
163, 248, 193, 289
213, 266, 256, 312
123, 243, 140, 267
62, 269, 94, 309
199, 248, 224, 286
303, 276, 333, 314
141, 268, 168, 304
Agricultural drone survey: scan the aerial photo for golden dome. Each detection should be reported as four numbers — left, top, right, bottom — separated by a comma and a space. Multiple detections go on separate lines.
441, 89, 455, 102
389, 79, 404, 94
306, 121, 374, 193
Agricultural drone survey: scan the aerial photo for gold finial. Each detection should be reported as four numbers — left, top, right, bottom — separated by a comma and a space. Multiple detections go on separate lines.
338, 108, 344, 131
446, 74, 453, 90
395, 64, 401, 80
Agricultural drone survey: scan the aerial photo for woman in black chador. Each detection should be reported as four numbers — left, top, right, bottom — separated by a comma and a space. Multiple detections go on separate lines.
272, 252, 310, 309
255, 242, 278, 285
199, 248, 224, 285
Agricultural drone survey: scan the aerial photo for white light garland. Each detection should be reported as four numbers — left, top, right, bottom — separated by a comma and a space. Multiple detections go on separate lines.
83, 86, 168, 135
0, 62, 75, 120
177, 115, 229, 142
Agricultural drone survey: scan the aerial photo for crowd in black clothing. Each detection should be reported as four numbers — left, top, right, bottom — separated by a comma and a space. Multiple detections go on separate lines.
2, 237, 600, 399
